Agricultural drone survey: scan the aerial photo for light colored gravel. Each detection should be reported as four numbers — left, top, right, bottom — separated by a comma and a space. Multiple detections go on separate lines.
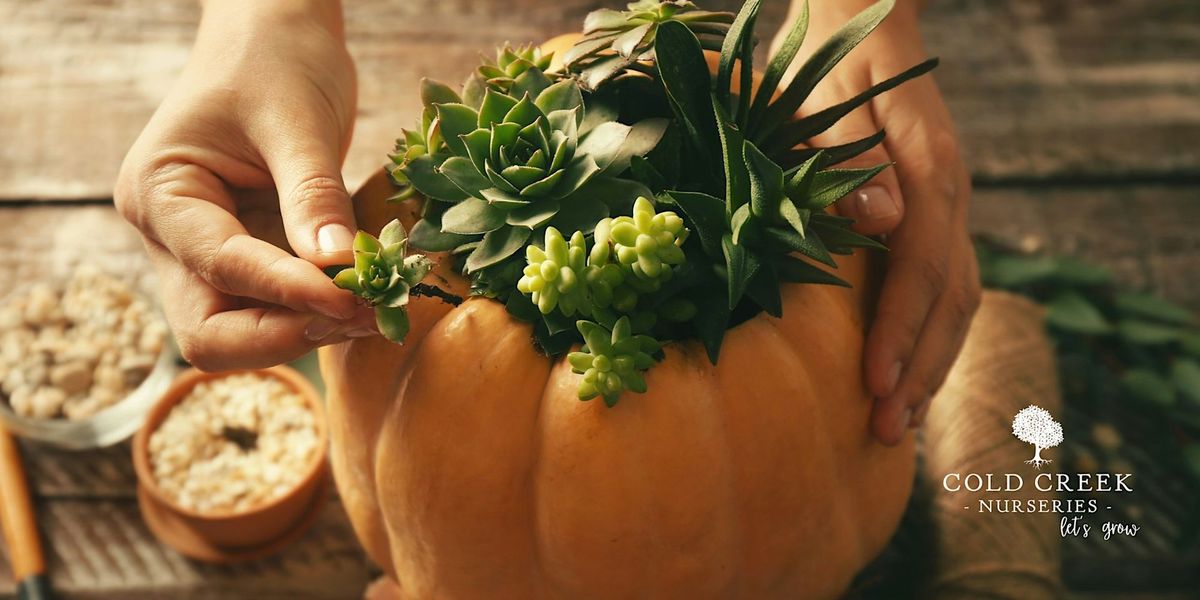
148, 373, 320, 514
0, 265, 167, 419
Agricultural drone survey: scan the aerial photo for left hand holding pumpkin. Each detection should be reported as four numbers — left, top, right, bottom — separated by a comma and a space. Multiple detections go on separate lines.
779, 0, 982, 445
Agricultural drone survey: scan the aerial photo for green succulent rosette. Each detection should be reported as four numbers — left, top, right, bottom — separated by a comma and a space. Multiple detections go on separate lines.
400, 76, 667, 279
568, 317, 661, 406
470, 44, 556, 97
332, 219, 433, 342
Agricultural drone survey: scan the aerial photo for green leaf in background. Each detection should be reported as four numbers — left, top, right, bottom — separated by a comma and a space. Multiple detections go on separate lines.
655, 21, 717, 157
1184, 444, 1200, 482
1115, 292, 1196, 326
1117, 319, 1184, 346
1183, 332, 1200, 357
748, 0, 807, 128
986, 255, 1059, 288
1121, 368, 1177, 408
1050, 257, 1112, 286
376, 306, 411, 344
1172, 359, 1200, 407
716, 0, 759, 120
723, 233, 760, 309
1045, 291, 1113, 335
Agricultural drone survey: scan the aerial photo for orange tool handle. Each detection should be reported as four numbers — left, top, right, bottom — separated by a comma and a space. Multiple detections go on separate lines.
0, 426, 46, 582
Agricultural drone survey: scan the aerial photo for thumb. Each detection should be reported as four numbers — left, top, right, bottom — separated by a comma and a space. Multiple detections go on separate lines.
261, 113, 358, 268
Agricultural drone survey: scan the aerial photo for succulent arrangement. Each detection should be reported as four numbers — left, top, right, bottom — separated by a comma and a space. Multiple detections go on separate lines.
336, 0, 937, 405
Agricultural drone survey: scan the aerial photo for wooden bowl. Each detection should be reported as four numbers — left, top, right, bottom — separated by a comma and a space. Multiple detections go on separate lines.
132, 366, 328, 561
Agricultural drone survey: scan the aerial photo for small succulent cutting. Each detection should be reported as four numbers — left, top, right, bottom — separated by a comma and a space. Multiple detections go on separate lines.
332, 219, 433, 341
351, 0, 937, 405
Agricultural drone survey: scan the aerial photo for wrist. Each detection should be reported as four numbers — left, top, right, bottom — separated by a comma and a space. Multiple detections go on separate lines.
200, 0, 345, 40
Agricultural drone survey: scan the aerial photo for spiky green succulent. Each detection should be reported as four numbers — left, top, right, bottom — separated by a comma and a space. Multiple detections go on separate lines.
360, 0, 939, 407
332, 219, 433, 342
563, 0, 735, 89
569, 317, 661, 406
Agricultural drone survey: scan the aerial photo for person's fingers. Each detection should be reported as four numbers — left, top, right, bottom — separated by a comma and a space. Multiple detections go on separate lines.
133, 162, 357, 320
147, 243, 377, 371
807, 76, 905, 236
257, 91, 358, 268
870, 237, 980, 443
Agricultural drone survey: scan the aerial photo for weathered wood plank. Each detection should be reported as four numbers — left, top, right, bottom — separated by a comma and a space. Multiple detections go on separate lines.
0, 496, 375, 598
2, 0, 1197, 201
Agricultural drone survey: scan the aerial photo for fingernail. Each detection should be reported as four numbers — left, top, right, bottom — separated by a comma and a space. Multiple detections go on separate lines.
855, 186, 899, 220
345, 327, 377, 338
317, 223, 354, 255
305, 316, 341, 341
894, 407, 913, 441
886, 361, 903, 396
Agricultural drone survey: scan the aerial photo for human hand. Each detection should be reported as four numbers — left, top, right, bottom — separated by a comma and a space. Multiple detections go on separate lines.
115, 0, 372, 371
777, 0, 981, 445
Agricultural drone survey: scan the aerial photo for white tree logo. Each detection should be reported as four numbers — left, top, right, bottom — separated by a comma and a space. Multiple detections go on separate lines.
1011, 405, 1064, 469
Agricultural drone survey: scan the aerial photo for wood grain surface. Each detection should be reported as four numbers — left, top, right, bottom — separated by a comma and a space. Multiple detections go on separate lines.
2, 0, 1198, 201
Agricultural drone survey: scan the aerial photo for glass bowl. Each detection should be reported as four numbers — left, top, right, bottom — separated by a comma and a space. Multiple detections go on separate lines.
0, 277, 181, 449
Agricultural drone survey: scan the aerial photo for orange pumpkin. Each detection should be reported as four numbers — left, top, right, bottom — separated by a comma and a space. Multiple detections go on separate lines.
319, 34, 915, 599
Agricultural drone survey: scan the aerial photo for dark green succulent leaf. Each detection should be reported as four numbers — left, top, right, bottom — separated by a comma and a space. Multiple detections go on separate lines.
805, 164, 889, 210
1117, 319, 1183, 346
547, 195, 609, 235
569, 175, 652, 217
763, 225, 836, 268
1114, 292, 1195, 325
548, 155, 602, 198
542, 309, 576, 336
777, 197, 809, 239
722, 233, 760, 309
666, 190, 726, 258
730, 203, 753, 244
655, 21, 718, 158
1121, 368, 1176, 408
1045, 292, 1113, 335
478, 187, 526, 207
784, 150, 823, 197
810, 220, 887, 251
578, 55, 628, 91
466, 226, 531, 272
478, 89, 519, 127
441, 197, 507, 234
409, 218, 474, 252
577, 122, 633, 172
753, 0, 896, 139
460, 129, 493, 173
580, 89, 620, 134
629, 155, 669, 190
435, 103, 481, 155
402, 155, 469, 202
716, 0, 760, 121
774, 254, 849, 287
510, 68, 553, 100
693, 291, 731, 364
745, 261, 783, 317
375, 305, 411, 344
749, 0, 808, 129
506, 199, 560, 229
744, 141, 784, 218
535, 79, 585, 115
505, 286, 541, 322
714, 100, 749, 215
420, 78, 461, 107
439, 156, 492, 196
762, 58, 938, 152
613, 22, 654, 57
775, 130, 884, 170
504, 94, 544, 128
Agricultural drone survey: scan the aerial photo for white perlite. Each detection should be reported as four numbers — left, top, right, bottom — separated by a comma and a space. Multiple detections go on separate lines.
0, 266, 167, 419
148, 373, 320, 514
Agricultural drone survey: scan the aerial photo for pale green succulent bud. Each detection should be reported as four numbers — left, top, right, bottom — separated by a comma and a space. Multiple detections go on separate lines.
568, 317, 661, 406
518, 227, 589, 315
332, 219, 433, 342
608, 197, 687, 284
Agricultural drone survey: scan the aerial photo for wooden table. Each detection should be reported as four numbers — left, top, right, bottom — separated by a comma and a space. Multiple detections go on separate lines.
1, 0, 1198, 597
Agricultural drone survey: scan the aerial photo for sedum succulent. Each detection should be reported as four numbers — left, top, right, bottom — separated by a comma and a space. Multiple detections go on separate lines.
518, 228, 589, 316
332, 219, 433, 343
569, 317, 661, 406
605, 196, 687, 283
